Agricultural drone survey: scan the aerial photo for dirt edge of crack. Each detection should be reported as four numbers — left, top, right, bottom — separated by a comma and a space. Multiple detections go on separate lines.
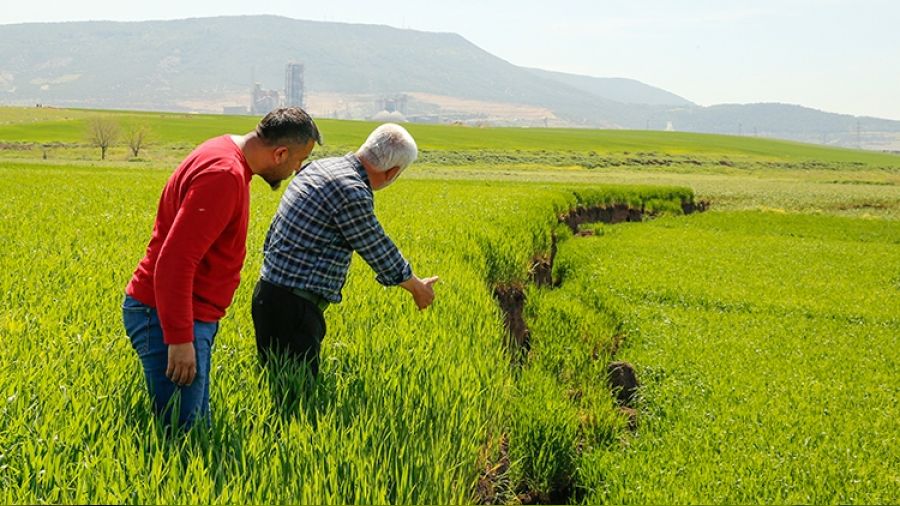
478, 198, 707, 504
494, 198, 708, 360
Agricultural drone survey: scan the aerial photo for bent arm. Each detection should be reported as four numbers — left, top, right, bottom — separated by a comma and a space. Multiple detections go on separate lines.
333, 194, 412, 287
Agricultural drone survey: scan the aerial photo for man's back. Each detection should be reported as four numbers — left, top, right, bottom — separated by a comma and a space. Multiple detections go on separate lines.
261, 153, 411, 303
127, 135, 252, 342
251, 123, 436, 381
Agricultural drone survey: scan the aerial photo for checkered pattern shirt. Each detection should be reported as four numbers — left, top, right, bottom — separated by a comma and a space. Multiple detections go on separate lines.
260, 153, 412, 303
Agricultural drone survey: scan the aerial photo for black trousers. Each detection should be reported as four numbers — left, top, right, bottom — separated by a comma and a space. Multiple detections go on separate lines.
251, 279, 327, 376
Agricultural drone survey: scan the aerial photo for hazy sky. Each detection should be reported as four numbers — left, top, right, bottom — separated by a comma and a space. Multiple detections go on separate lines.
2, 0, 898, 120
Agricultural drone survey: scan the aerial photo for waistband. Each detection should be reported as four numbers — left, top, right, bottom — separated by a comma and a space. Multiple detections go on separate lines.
260, 278, 329, 312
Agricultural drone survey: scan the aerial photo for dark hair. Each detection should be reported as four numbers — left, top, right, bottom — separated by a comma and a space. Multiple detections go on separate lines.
256, 107, 322, 147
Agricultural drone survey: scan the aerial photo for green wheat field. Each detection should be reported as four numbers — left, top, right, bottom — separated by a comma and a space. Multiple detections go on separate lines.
0, 107, 898, 504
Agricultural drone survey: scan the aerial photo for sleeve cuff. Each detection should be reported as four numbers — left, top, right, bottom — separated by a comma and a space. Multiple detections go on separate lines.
162, 325, 194, 345
376, 261, 413, 287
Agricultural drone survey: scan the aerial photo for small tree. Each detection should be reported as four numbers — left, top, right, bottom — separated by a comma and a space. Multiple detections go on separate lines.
87, 118, 119, 160
125, 124, 149, 158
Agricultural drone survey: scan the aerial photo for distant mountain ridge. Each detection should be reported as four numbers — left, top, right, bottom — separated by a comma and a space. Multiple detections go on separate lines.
1, 15, 898, 149
0, 16, 644, 112
525, 68, 694, 107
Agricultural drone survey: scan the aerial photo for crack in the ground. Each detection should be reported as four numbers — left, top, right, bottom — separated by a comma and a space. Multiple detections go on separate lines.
477, 198, 707, 505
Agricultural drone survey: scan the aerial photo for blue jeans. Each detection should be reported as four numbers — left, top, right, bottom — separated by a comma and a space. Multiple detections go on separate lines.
122, 294, 218, 429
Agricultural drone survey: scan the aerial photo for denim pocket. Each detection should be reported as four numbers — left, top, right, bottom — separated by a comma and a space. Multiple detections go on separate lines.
122, 295, 151, 356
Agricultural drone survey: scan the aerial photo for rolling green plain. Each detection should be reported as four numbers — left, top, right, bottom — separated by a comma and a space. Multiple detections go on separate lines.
0, 107, 898, 504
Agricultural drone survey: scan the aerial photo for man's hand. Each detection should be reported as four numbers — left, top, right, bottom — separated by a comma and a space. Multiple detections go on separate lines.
166, 342, 197, 386
400, 275, 440, 310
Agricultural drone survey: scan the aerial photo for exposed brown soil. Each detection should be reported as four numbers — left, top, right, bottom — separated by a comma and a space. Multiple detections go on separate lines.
530, 257, 553, 288
560, 199, 709, 234
560, 204, 644, 232
607, 361, 639, 407
516, 488, 557, 505
530, 230, 558, 288
682, 199, 710, 214
475, 434, 581, 505
474, 434, 511, 504
492, 284, 530, 358
516, 478, 578, 505
481, 199, 706, 503
498, 200, 709, 361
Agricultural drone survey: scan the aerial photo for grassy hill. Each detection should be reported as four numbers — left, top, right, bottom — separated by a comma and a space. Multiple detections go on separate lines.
0, 17, 654, 124
2, 16, 899, 150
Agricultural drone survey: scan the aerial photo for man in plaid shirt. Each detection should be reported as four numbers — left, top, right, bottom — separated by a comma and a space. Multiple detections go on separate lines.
253, 123, 438, 376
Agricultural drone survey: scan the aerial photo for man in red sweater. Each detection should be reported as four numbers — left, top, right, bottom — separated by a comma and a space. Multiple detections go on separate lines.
123, 107, 320, 429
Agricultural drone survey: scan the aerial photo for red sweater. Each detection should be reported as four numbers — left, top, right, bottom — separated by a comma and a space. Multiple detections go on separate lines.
127, 136, 252, 344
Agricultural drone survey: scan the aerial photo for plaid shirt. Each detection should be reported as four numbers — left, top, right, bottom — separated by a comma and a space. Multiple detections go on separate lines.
260, 153, 412, 303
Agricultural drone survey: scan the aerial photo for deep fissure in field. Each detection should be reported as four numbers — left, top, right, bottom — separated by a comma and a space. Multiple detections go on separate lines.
493, 199, 708, 360
492, 284, 531, 365
481, 199, 706, 505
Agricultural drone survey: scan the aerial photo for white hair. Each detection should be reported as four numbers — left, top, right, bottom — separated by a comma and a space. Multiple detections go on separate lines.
357, 123, 418, 176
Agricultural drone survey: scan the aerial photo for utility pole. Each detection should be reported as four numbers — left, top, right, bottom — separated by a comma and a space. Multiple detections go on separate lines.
856, 120, 861, 148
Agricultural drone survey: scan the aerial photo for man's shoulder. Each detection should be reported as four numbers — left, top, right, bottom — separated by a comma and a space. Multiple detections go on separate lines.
309, 154, 358, 173
192, 135, 240, 159
306, 155, 369, 193
176, 136, 248, 183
